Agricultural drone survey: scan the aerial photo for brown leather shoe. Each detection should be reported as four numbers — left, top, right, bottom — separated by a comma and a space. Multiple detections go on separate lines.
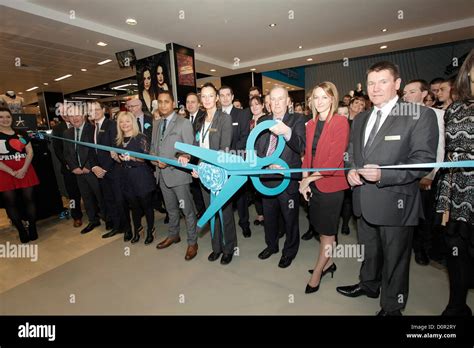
73, 219, 83, 228
156, 236, 181, 249
185, 244, 198, 261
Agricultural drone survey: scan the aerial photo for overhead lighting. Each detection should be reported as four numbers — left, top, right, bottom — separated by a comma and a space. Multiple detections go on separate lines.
269, 23, 276, 27
26, 86, 38, 92
298, 45, 303, 49
98, 59, 112, 65
250, 68, 256, 71
126, 18, 137, 25
54, 74, 72, 81
112, 83, 138, 90
43, 82, 48, 85
97, 41, 108, 47
380, 45, 388, 49
71, 96, 97, 100
307, 58, 313, 62
266, 81, 271, 84
18, 92, 23, 95
285, 86, 290, 89
197, 44, 202, 48
381, 28, 387, 32
87, 91, 117, 97
210, 69, 216, 72
81, 68, 87, 72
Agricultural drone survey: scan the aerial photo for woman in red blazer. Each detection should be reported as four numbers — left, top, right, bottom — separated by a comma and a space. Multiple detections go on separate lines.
299, 82, 350, 294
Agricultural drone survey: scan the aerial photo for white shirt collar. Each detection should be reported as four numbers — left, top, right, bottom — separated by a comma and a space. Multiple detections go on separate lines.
222, 105, 233, 114
374, 95, 399, 116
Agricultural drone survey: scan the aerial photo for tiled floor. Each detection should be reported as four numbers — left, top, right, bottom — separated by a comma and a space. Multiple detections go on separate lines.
0, 207, 472, 315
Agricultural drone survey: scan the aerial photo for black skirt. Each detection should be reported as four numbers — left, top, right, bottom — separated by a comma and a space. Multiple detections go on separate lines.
309, 184, 344, 236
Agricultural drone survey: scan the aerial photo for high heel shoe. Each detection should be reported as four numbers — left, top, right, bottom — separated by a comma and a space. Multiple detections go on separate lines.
131, 226, 143, 244
305, 283, 320, 294
308, 263, 337, 278
145, 227, 155, 245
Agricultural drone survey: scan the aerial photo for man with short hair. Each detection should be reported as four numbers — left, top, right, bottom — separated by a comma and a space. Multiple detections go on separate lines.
219, 85, 252, 238
152, 91, 198, 260
337, 62, 438, 316
52, 102, 83, 228
126, 98, 153, 141
437, 79, 454, 110
403, 79, 445, 265
63, 111, 105, 234
88, 101, 125, 238
255, 86, 306, 268
429, 77, 444, 108
342, 94, 352, 106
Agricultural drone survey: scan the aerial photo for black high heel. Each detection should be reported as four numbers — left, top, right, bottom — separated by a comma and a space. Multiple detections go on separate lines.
305, 283, 320, 294
144, 227, 155, 245
131, 226, 143, 244
308, 263, 337, 278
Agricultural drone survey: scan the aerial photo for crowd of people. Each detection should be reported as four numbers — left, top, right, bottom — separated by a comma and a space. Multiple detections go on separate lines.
0, 51, 472, 316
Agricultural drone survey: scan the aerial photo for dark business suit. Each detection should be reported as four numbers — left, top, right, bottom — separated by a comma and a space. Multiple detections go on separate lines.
194, 109, 237, 255
227, 106, 251, 231
255, 112, 306, 259
63, 122, 105, 224
52, 121, 83, 220
346, 99, 438, 312
91, 118, 125, 231
136, 114, 154, 142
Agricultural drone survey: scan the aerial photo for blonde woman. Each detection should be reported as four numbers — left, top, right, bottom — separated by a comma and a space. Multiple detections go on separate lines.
114, 111, 156, 244
299, 82, 350, 294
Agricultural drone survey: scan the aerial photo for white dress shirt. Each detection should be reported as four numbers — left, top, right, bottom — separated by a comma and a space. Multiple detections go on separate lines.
364, 95, 399, 146
222, 105, 233, 115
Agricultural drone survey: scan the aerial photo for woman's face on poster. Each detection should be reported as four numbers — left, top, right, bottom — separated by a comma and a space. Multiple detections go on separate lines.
143, 70, 151, 90
156, 65, 165, 85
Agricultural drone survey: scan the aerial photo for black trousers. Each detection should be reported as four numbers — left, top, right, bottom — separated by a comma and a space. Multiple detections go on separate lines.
341, 188, 353, 230
414, 180, 438, 253
262, 182, 300, 259
62, 170, 83, 220
76, 172, 104, 224
99, 169, 124, 230
190, 177, 205, 215
201, 186, 237, 255
235, 184, 250, 230
358, 216, 413, 312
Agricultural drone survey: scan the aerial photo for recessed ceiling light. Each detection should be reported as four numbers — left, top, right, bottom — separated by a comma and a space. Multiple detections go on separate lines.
43, 82, 48, 85
98, 59, 112, 65
97, 41, 108, 47
197, 44, 202, 48
266, 81, 271, 84
269, 23, 276, 27
18, 92, 23, 95
26, 86, 38, 92
381, 28, 387, 32
200, 85, 203, 87
126, 18, 137, 25
81, 68, 87, 72
298, 45, 303, 49
210, 69, 216, 72
250, 68, 256, 71
285, 86, 290, 89
307, 58, 313, 61
380, 45, 388, 49
54, 74, 72, 81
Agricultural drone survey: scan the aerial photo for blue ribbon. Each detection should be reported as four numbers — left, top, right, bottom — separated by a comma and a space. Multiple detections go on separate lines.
39, 121, 473, 234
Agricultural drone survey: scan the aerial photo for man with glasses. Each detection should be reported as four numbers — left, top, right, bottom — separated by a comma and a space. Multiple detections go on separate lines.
126, 98, 153, 141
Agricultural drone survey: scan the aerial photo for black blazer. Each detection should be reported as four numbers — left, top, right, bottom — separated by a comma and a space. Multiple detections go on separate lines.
346, 100, 438, 226
227, 106, 251, 152
94, 118, 117, 172
52, 121, 68, 173
63, 122, 98, 171
255, 112, 306, 190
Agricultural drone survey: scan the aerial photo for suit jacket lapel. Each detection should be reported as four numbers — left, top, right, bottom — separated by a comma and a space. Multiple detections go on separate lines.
364, 104, 399, 158
162, 114, 176, 140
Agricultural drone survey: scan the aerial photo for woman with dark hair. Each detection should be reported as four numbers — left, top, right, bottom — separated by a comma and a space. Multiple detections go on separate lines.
114, 111, 156, 245
0, 107, 39, 243
435, 48, 474, 316
300, 82, 350, 294
155, 64, 170, 93
424, 90, 436, 108
139, 66, 156, 113
191, 82, 236, 265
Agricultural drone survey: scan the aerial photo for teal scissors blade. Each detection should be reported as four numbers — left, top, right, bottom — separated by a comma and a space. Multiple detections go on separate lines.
197, 175, 248, 228
175, 142, 246, 170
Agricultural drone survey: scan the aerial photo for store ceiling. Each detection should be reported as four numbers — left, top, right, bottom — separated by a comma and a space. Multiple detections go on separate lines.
0, 0, 473, 104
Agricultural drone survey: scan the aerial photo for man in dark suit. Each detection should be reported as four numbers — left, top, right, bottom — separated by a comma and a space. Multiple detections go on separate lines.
219, 86, 252, 238
185, 92, 206, 217
52, 103, 83, 228
336, 61, 438, 316
255, 86, 306, 268
88, 101, 125, 238
63, 111, 105, 234
126, 98, 153, 142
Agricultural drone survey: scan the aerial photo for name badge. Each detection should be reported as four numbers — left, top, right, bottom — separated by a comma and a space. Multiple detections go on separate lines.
232, 122, 238, 126
209, 128, 217, 132
384, 135, 401, 141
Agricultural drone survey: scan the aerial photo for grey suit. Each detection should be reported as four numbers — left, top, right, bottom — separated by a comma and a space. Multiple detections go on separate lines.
194, 109, 237, 255
150, 112, 197, 245
346, 99, 438, 312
